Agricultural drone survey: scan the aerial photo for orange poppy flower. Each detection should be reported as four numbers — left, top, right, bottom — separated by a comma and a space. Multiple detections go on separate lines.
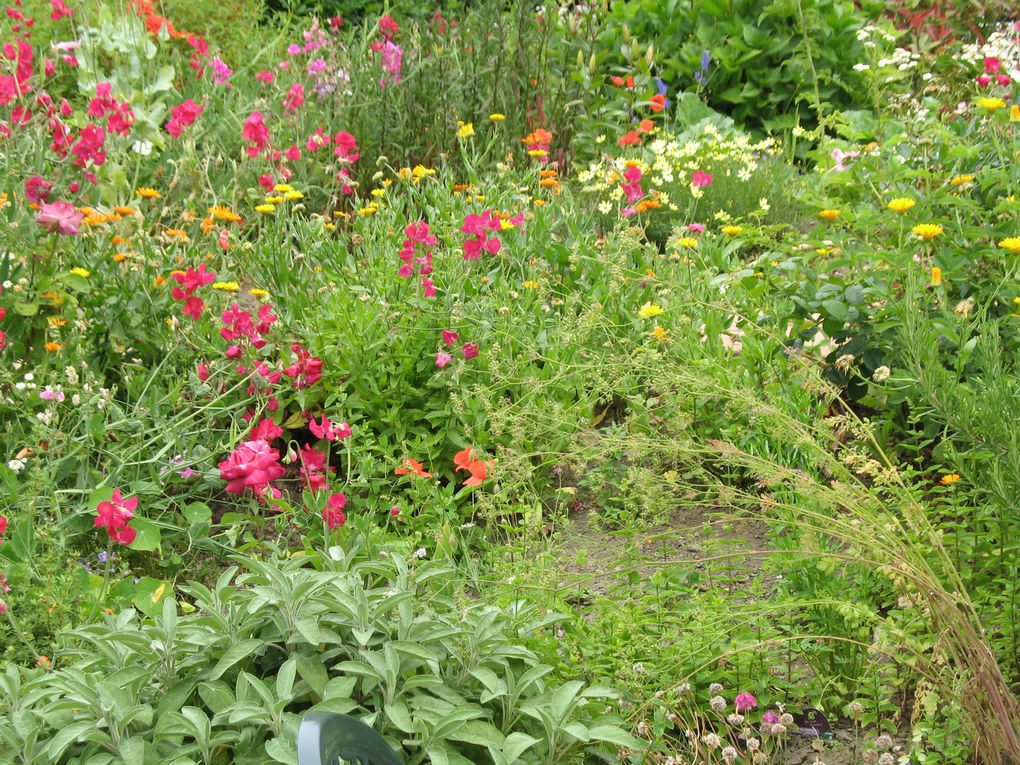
638, 118, 654, 133
454, 447, 488, 487
649, 94, 666, 112
394, 458, 431, 478
618, 131, 641, 147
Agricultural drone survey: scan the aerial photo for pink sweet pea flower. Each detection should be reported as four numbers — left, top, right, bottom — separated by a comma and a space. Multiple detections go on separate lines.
691, 170, 713, 188
442, 330, 459, 345
435, 352, 453, 368
37, 201, 83, 235
309, 415, 351, 441
462, 343, 478, 360
323, 492, 347, 530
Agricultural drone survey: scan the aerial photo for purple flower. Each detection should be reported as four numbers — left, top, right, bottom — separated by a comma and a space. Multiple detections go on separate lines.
762, 710, 779, 725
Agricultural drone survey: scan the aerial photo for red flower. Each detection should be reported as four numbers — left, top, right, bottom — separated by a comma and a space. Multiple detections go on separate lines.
323, 492, 347, 530
218, 439, 285, 497
454, 447, 488, 487
94, 488, 138, 545
0, 514, 7, 537
617, 130, 640, 147
282, 344, 323, 388
649, 94, 666, 112
462, 343, 479, 360
442, 330, 459, 345
394, 458, 431, 478
250, 417, 283, 442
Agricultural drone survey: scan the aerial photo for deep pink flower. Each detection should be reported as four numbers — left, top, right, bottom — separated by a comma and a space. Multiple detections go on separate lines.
51, 0, 73, 20
167, 98, 202, 137
218, 439, 285, 497
734, 692, 757, 712
323, 492, 347, 529
94, 488, 138, 545
242, 111, 270, 157
197, 361, 210, 381
442, 330, 459, 345
688, 222, 705, 233
282, 344, 322, 388
309, 415, 351, 441
283, 82, 305, 113
24, 175, 52, 204
984, 56, 1001, 73
300, 444, 334, 490
250, 417, 283, 442
461, 210, 502, 260
37, 201, 83, 235
762, 710, 779, 725
976, 75, 992, 87
462, 343, 478, 360
0, 514, 7, 537
435, 352, 453, 368
691, 170, 713, 188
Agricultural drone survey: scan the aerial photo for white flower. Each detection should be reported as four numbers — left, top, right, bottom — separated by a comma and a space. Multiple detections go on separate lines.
7, 458, 26, 473
872, 365, 891, 382
759, 197, 770, 211
853, 63, 871, 71
132, 140, 153, 156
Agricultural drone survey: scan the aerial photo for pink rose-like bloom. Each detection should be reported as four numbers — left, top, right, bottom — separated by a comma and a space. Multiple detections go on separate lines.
691, 170, 713, 188
976, 75, 991, 87
734, 692, 757, 712
435, 352, 453, 368
984, 56, 1001, 73
24, 175, 52, 204
37, 201, 83, 235
390, 505, 400, 517
218, 439, 286, 497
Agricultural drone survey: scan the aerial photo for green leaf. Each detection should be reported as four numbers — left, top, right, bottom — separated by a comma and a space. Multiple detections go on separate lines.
47, 720, 96, 761
296, 655, 329, 699
209, 639, 264, 680
128, 517, 162, 552
587, 725, 645, 749
384, 702, 415, 733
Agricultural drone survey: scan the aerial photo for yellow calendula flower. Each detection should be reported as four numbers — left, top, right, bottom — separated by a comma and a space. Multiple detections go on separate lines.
676, 237, 698, 249
370, 188, 386, 198
255, 204, 275, 214
273, 183, 294, 193
136, 187, 160, 199
48, 317, 68, 328
976, 97, 1006, 112
212, 281, 240, 291
940, 473, 961, 486
1011, 104, 1020, 122
357, 203, 379, 216
912, 223, 943, 240
69, 267, 90, 278
819, 209, 841, 221
248, 288, 270, 299
264, 196, 284, 204
522, 280, 540, 289
721, 225, 743, 236
638, 302, 664, 319
457, 121, 475, 139
949, 175, 974, 187
651, 324, 669, 342
997, 237, 1020, 254
887, 197, 916, 213
533, 198, 548, 207
489, 113, 505, 121
113, 205, 137, 216
283, 190, 304, 201
931, 266, 942, 286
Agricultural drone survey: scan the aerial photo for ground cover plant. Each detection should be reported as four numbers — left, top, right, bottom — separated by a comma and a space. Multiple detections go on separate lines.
0, 1, 1019, 764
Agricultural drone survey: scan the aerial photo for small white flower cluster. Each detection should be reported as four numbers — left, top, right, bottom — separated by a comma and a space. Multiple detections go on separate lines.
960, 26, 1020, 81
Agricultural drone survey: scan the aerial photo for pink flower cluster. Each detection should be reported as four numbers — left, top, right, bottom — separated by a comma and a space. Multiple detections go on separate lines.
435, 330, 480, 367
371, 14, 403, 87
166, 98, 202, 137
171, 263, 216, 320
282, 343, 323, 389
461, 211, 502, 260
218, 438, 285, 501
94, 488, 138, 545
976, 56, 1012, 88
242, 110, 270, 157
221, 302, 277, 353
399, 221, 437, 297
87, 82, 134, 136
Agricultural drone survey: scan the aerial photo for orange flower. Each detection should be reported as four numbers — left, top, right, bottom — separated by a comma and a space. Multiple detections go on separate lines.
44, 342, 63, 352
36, 655, 51, 668
638, 118, 654, 133
649, 94, 666, 112
394, 458, 431, 478
539, 169, 558, 178
618, 130, 641, 147
454, 447, 488, 487
539, 178, 560, 189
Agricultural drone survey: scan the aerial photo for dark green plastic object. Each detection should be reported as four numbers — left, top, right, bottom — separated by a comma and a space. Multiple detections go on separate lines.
297, 712, 404, 765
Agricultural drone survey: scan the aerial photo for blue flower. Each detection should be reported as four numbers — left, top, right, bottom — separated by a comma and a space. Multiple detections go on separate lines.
655, 77, 668, 96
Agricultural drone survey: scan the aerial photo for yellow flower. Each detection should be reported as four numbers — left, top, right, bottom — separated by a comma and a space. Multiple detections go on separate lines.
939, 473, 961, 486
931, 266, 942, 286
533, 198, 548, 207
273, 183, 294, 192
69, 267, 90, 278
912, 223, 943, 240
976, 97, 1006, 112
113, 205, 137, 216
371, 188, 386, 198
248, 288, 270, 299
264, 196, 284, 204
457, 121, 475, 139
638, 302, 664, 319
48, 317, 67, 328
522, 280, 540, 289
357, 203, 379, 216
209, 205, 242, 223
721, 225, 743, 236
135, 187, 160, 199
411, 165, 434, 184
212, 281, 240, 291
651, 325, 669, 342
489, 113, 505, 121
283, 190, 303, 201
819, 209, 840, 221
997, 237, 1020, 254
1011, 104, 1020, 122
676, 237, 698, 249
887, 197, 916, 213
255, 204, 275, 214
527, 149, 546, 157
949, 175, 974, 187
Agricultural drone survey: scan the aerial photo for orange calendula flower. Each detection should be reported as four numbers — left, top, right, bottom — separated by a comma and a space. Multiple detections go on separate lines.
113, 206, 137, 216
539, 178, 560, 189
394, 458, 431, 478
539, 169, 558, 179
931, 266, 942, 286
136, 187, 160, 199
44, 342, 63, 352
819, 209, 840, 221
940, 473, 961, 485
454, 447, 488, 487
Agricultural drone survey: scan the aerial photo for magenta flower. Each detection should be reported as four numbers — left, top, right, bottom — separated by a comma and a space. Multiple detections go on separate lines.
462, 343, 478, 360
762, 710, 780, 725
435, 352, 453, 368
309, 415, 352, 441
37, 201, 83, 235
688, 222, 705, 233
323, 492, 347, 530
691, 170, 713, 188
94, 488, 138, 545
734, 692, 757, 712
442, 330, 459, 345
